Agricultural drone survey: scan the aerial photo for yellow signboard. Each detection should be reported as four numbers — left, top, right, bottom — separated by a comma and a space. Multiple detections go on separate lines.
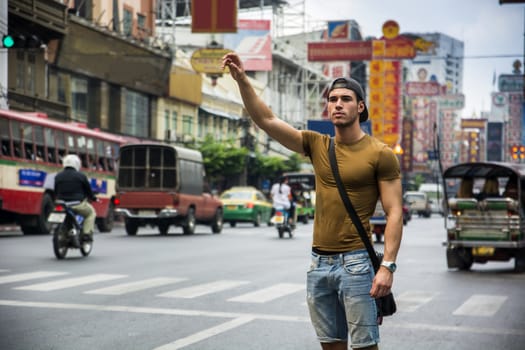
191, 48, 232, 74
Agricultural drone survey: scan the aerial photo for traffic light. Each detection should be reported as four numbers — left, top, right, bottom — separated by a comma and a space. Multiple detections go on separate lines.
2, 34, 14, 48
2, 34, 42, 49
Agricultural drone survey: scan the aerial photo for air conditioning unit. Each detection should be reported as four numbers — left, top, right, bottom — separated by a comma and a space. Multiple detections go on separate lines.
164, 129, 178, 142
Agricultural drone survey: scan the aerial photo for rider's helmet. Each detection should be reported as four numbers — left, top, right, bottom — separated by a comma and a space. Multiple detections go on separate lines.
62, 154, 81, 171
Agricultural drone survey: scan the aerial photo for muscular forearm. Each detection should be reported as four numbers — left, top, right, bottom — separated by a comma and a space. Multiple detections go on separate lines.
382, 213, 402, 262
236, 76, 276, 131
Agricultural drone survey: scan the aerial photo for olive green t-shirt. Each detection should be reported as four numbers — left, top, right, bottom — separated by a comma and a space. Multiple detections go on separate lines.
302, 131, 400, 252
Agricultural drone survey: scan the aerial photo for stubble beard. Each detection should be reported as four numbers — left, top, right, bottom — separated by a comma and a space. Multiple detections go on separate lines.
333, 114, 359, 129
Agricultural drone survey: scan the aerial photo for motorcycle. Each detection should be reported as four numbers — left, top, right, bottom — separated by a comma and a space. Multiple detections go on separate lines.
47, 200, 93, 259
270, 206, 294, 238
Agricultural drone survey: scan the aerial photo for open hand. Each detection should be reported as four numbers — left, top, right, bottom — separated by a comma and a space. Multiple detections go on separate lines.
221, 52, 245, 82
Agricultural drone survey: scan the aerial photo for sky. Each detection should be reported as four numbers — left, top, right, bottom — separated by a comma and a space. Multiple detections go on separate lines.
301, 0, 524, 118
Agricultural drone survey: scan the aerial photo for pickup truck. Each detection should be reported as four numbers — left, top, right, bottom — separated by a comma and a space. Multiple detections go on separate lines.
114, 143, 223, 235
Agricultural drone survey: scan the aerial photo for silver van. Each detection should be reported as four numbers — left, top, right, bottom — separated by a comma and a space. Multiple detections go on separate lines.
404, 191, 431, 218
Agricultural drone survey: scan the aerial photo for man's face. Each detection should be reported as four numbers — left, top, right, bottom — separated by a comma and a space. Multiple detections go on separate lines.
327, 88, 364, 128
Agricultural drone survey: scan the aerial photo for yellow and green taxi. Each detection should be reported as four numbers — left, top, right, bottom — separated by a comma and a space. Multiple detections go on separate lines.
220, 186, 273, 227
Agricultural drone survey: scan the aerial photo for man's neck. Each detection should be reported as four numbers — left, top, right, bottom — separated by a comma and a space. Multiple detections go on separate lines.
334, 126, 365, 145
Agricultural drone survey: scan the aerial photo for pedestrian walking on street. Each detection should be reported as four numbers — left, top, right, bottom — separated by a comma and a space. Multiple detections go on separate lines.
222, 52, 403, 350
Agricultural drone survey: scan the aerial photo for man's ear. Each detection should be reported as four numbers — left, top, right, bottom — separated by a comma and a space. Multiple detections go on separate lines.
358, 100, 365, 113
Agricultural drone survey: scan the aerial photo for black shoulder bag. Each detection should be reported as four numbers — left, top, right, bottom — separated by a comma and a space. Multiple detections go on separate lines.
328, 137, 397, 324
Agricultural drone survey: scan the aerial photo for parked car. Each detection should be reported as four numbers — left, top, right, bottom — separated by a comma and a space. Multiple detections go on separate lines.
220, 187, 273, 227
404, 191, 432, 218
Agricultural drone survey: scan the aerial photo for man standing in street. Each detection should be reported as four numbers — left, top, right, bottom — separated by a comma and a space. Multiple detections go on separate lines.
222, 52, 403, 350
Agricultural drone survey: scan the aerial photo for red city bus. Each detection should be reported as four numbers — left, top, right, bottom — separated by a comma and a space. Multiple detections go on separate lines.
0, 109, 133, 234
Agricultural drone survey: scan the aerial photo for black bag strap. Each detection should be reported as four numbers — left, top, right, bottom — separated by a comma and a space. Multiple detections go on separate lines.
328, 137, 381, 271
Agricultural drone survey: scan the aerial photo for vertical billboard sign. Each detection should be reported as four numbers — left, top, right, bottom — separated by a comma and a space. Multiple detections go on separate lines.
401, 118, 413, 172
223, 20, 272, 71
468, 131, 481, 162
487, 122, 503, 161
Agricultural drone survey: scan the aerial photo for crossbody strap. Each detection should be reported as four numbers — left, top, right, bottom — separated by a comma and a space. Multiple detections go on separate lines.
328, 137, 380, 271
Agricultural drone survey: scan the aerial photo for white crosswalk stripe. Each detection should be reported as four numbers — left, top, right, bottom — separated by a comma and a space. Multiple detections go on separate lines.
158, 280, 250, 298
0, 268, 512, 318
228, 283, 305, 303
14, 274, 127, 291
0, 271, 69, 284
85, 277, 187, 295
396, 290, 439, 312
452, 294, 508, 316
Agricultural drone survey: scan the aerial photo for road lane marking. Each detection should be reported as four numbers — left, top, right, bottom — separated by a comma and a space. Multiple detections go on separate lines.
0, 299, 523, 338
452, 294, 507, 316
152, 316, 255, 350
396, 290, 439, 312
14, 274, 127, 291
228, 283, 305, 303
0, 299, 309, 322
85, 277, 187, 295
0, 271, 68, 284
158, 280, 250, 299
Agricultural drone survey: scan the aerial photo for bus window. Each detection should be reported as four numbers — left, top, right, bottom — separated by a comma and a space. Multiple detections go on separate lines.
11, 120, 23, 158
56, 130, 66, 163
86, 137, 97, 169
96, 140, 107, 170
44, 128, 57, 164
34, 125, 45, 161
0, 118, 11, 156
76, 135, 88, 168
66, 133, 76, 158
106, 142, 118, 171
22, 123, 35, 160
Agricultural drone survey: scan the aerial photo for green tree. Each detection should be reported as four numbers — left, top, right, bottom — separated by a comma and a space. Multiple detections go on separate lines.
197, 135, 247, 187
250, 152, 303, 184
193, 135, 305, 190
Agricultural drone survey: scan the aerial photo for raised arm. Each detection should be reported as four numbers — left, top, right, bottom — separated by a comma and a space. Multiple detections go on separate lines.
222, 52, 304, 154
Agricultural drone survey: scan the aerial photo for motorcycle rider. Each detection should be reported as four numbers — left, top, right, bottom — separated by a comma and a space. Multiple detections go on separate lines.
270, 176, 294, 226
54, 154, 97, 242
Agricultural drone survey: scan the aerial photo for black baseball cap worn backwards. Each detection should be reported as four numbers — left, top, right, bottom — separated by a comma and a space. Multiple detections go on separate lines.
327, 77, 369, 123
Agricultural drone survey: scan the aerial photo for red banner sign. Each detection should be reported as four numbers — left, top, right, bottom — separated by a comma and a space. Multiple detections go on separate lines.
307, 41, 372, 61
192, 0, 237, 33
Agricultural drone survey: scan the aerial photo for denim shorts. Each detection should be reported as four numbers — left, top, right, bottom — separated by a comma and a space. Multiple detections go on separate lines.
306, 249, 379, 347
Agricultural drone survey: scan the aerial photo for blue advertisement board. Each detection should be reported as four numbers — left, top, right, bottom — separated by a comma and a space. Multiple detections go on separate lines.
306, 119, 372, 136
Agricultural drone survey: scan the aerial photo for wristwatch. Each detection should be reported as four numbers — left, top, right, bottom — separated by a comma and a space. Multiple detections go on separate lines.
380, 260, 397, 273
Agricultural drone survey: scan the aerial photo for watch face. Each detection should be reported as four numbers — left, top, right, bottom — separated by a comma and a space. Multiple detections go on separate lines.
390, 263, 397, 272
382, 261, 397, 272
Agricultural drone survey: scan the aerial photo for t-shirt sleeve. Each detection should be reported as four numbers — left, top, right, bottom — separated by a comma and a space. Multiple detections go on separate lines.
377, 145, 401, 181
301, 130, 323, 159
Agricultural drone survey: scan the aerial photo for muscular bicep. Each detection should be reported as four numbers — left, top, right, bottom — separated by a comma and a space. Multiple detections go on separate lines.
378, 178, 403, 216
262, 117, 304, 154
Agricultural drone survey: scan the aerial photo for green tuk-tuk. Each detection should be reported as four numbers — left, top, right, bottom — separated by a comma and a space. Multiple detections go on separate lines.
443, 161, 525, 272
